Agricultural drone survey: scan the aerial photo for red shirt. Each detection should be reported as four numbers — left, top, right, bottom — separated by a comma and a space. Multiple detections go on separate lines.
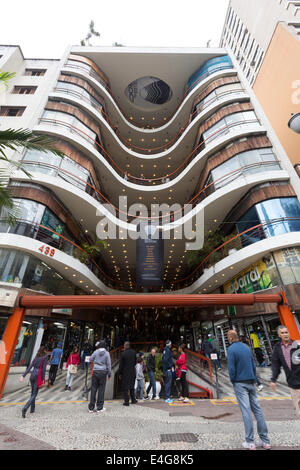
176, 352, 187, 372
66, 353, 80, 367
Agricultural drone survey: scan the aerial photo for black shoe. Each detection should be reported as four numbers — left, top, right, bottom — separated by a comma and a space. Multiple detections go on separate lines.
22, 408, 26, 418
30, 409, 35, 414
131, 400, 138, 404
123, 402, 129, 406
68, 386, 71, 391
64, 385, 68, 391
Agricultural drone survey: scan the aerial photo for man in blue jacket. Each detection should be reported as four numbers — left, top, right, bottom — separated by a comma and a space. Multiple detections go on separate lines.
163, 340, 174, 403
227, 330, 271, 450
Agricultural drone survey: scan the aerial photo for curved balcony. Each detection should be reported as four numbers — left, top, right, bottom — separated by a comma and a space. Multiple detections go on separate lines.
34, 113, 265, 192
61, 60, 236, 132
171, 218, 300, 292
0, 219, 131, 292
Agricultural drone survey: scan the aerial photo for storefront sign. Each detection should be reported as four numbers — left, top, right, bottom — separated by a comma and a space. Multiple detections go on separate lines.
52, 308, 72, 316
223, 258, 277, 294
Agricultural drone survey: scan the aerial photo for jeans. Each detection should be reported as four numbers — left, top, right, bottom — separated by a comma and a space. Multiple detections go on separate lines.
24, 378, 39, 412
146, 370, 157, 398
233, 382, 270, 444
49, 364, 59, 385
89, 370, 107, 411
66, 367, 75, 387
164, 370, 172, 400
135, 378, 144, 399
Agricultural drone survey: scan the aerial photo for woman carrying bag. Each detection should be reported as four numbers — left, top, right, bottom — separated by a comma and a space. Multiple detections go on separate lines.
65, 346, 80, 391
176, 344, 190, 403
19, 346, 48, 418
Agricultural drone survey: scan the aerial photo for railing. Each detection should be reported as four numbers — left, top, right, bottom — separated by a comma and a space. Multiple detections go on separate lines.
58, 69, 242, 155
63, 62, 109, 91
37, 115, 263, 189
63, 60, 234, 129
185, 348, 213, 384
0, 218, 132, 290
53, 86, 104, 115
20, 160, 105, 204
173, 217, 300, 289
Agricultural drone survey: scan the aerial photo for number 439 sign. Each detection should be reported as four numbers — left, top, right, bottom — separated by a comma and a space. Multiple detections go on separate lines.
38, 245, 56, 257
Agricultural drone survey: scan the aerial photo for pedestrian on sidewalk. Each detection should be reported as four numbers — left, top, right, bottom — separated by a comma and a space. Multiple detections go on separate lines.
65, 346, 80, 391
135, 357, 145, 401
146, 348, 159, 400
88, 340, 111, 413
240, 335, 263, 392
227, 330, 271, 450
81, 339, 92, 370
119, 341, 137, 406
48, 341, 63, 387
176, 344, 189, 403
270, 325, 300, 418
163, 340, 174, 403
19, 347, 48, 418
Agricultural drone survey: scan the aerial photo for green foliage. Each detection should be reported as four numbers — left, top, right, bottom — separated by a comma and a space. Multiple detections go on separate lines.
185, 228, 243, 270
73, 231, 108, 264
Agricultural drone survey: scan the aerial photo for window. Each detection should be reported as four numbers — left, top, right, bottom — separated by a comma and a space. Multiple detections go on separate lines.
236, 197, 300, 246
41, 109, 97, 143
206, 148, 280, 193
0, 106, 25, 116
24, 69, 46, 76
12, 86, 37, 95
203, 110, 258, 145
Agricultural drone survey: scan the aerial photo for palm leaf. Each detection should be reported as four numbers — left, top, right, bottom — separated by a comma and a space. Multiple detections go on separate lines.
0, 71, 16, 89
0, 128, 64, 158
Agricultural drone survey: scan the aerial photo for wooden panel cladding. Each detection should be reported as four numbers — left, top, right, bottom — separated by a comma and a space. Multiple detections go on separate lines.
9, 186, 81, 239
68, 54, 109, 86
195, 102, 254, 146
45, 100, 102, 142
54, 140, 100, 190
225, 183, 296, 225
193, 75, 240, 108
58, 74, 106, 110
197, 136, 273, 191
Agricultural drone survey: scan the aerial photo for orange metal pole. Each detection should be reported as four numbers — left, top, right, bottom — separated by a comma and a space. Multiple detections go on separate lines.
0, 307, 25, 399
277, 291, 300, 340
19, 293, 283, 309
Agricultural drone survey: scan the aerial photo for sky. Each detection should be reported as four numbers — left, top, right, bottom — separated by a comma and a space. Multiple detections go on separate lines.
1, 0, 229, 58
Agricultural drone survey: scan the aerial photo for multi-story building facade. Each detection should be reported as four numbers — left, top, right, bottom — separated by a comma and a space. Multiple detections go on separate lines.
0, 42, 300, 384
220, 0, 300, 177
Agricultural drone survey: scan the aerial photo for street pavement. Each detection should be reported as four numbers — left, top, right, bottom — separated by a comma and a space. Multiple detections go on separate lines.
1, 366, 299, 451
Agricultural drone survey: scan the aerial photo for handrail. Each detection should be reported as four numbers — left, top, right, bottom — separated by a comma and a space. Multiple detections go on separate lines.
0, 218, 132, 288
64, 60, 234, 129
173, 217, 300, 288
185, 348, 213, 383
21, 159, 281, 226
38, 115, 262, 189
56, 77, 246, 155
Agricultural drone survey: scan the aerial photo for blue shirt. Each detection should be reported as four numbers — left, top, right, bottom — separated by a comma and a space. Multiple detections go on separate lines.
51, 347, 63, 365
227, 342, 257, 384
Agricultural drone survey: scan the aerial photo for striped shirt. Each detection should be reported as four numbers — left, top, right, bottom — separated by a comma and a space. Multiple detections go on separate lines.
281, 341, 293, 370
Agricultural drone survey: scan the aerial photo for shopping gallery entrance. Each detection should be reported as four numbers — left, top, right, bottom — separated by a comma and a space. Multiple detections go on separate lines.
1, 291, 300, 400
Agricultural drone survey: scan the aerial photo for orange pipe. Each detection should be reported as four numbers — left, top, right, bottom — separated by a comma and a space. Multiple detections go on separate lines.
277, 291, 300, 340
0, 307, 25, 399
19, 293, 283, 309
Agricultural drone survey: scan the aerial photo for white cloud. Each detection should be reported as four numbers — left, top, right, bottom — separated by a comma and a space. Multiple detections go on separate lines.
1, 0, 229, 58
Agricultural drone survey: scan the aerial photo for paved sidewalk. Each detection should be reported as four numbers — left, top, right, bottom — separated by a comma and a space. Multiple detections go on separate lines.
0, 397, 300, 450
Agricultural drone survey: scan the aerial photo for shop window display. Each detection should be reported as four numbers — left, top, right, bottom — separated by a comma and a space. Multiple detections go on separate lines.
41, 319, 67, 352
11, 319, 38, 366
273, 247, 300, 285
